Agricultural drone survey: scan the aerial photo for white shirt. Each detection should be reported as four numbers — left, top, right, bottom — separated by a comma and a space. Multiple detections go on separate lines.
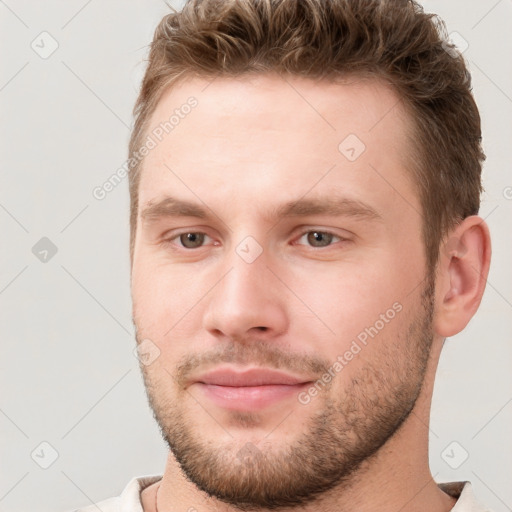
70, 475, 494, 512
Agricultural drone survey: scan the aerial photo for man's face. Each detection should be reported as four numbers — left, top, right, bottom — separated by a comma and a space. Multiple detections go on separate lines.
131, 74, 434, 508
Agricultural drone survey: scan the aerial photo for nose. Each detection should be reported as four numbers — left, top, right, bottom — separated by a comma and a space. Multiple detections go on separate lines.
202, 249, 289, 342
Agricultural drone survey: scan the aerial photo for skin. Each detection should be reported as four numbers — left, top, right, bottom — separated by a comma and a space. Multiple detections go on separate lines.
131, 73, 491, 512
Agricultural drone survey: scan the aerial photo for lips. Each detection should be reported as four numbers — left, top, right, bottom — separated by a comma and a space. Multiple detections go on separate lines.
192, 367, 313, 411
195, 367, 311, 387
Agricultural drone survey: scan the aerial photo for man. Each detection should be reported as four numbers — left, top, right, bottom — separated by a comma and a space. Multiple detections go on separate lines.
77, 0, 493, 510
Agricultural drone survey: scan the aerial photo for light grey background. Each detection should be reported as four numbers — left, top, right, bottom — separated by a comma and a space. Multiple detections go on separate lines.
1, 1, 511, 511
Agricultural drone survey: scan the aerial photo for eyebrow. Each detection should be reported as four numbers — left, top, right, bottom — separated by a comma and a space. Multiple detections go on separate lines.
140, 195, 382, 223
141, 197, 208, 221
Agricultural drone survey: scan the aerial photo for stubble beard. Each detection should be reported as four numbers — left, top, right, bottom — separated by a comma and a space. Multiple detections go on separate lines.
137, 275, 435, 510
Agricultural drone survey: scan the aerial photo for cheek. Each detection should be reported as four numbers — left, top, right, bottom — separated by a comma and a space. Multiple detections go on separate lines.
132, 263, 200, 377
289, 262, 404, 342
131, 257, 203, 339
286, 259, 420, 388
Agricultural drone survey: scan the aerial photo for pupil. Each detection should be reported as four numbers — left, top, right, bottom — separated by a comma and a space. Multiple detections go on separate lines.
181, 233, 204, 248
308, 231, 332, 247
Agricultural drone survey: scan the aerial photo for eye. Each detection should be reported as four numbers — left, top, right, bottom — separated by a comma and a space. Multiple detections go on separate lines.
173, 232, 210, 249
297, 231, 341, 248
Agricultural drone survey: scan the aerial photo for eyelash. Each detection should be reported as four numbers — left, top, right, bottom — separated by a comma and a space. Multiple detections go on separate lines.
295, 231, 344, 248
163, 229, 346, 250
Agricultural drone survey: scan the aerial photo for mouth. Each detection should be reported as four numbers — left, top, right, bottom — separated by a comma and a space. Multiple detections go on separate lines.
192, 367, 313, 411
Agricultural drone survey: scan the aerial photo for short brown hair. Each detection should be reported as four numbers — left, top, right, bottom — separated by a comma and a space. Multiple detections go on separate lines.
129, 0, 484, 269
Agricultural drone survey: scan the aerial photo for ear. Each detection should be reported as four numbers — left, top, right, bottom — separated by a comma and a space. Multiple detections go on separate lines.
433, 216, 491, 338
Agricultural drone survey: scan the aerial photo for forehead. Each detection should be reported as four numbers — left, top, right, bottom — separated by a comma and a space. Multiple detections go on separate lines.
138, 73, 417, 221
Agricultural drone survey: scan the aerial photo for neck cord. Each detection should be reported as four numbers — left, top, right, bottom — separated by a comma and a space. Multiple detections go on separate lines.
155, 481, 161, 512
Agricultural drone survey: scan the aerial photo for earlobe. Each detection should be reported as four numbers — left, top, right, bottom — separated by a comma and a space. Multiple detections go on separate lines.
433, 216, 491, 338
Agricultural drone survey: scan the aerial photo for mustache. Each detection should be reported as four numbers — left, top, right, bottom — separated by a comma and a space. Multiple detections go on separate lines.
171, 340, 331, 387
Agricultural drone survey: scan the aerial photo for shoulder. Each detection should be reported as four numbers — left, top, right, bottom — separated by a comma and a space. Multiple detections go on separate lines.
62, 474, 163, 512
438, 481, 495, 512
